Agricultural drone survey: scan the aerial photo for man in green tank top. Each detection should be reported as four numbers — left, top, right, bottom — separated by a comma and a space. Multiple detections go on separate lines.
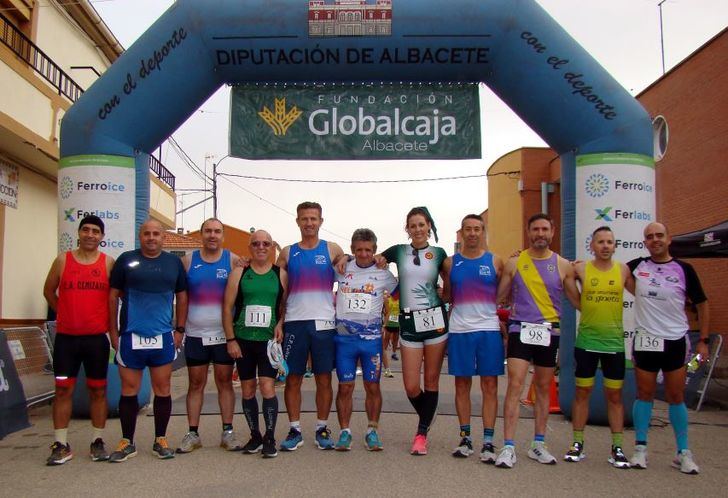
565, 226, 631, 468
223, 230, 287, 458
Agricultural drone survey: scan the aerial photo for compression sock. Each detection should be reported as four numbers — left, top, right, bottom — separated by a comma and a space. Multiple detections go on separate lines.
416, 390, 439, 436
483, 427, 495, 444
242, 397, 260, 434
153, 395, 172, 438
668, 403, 689, 452
262, 396, 278, 436
632, 399, 653, 445
119, 395, 139, 443
611, 432, 623, 449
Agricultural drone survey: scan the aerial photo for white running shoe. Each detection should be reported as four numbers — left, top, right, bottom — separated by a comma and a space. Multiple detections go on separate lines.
495, 446, 517, 469
630, 445, 648, 469
672, 449, 700, 475
452, 437, 474, 458
528, 441, 557, 465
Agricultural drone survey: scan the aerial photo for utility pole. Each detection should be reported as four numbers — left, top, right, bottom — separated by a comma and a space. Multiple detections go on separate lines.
212, 161, 218, 218
658, 0, 667, 75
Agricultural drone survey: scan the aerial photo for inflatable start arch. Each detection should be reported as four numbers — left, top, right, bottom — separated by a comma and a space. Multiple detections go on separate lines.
60, 0, 656, 423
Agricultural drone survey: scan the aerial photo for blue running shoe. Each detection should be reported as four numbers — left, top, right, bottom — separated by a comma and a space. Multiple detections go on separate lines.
279, 429, 303, 452
335, 431, 352, 451
365, 430, 383, 451
315, 426, 335, 450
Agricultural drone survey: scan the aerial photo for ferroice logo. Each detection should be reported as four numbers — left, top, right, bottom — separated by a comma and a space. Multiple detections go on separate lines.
258, 97, 302, 135
585, 173, 609, 198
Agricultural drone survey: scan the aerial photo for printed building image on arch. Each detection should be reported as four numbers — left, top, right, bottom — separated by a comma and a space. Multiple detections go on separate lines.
308, 0, 392, 37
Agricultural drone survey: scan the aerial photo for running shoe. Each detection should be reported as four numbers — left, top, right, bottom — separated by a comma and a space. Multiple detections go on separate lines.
452, 437, 474, 458
480, 442, 497, 464
365, 430, 384, 451
152, 436, 175, 459
335, 431, 352, 451
410, 434, 428, 455
279, 428, 304, 451
528, 441, 557, 465
176, 431, 202, 454
89, 438, 109, 462
262, 435, 278, 458
630, 444, 648, 469
391, 353, 399, 361
564, 441, 585, 462
356, 367, 363, 376
109, 438, 137, 463
220, 429, 244, 451
609, 446, 630, 469
672, 449, 699, 475
383, 368, 394, 378
315, 426, 335, 450
495, 446, 517, 469
46, 441, 73, 466
303, 368, 314, 378
242, 432, 263, 454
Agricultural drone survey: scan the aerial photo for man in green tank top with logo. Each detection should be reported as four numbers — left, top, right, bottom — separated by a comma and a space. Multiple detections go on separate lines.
565, 226, 631, 468
223, 230, 287, 458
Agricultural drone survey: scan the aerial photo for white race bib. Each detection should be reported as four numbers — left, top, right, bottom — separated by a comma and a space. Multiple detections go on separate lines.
202, 334, 226, 346
388, 314, 399, 323
413, 307, 446, 333
315, 320, 336, 331
244, 305, 272, 328
634, 330, 664, 352
337, 292, 372, 315
131, 333, 163, 350
519, 322, 551, 347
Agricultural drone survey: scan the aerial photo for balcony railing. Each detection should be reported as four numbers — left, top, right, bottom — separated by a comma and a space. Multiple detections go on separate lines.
149, 155, 176, 191
0, 11, 83, 102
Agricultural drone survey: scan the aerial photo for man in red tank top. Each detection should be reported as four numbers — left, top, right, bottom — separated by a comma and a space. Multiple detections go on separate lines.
43, 215, 115, 466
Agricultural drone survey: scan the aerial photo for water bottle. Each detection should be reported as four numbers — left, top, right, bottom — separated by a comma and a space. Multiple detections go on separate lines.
687, 354, 702, 374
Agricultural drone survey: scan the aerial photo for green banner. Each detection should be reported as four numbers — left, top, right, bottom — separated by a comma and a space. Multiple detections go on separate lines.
230, 84, 481, 160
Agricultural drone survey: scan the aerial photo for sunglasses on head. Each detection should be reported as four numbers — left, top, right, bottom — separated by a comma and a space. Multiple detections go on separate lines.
251, 241, 272, 248
412, 247, 421, 266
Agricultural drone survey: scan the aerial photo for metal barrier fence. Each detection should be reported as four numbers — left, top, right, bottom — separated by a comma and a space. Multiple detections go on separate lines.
2, 327, 54, 406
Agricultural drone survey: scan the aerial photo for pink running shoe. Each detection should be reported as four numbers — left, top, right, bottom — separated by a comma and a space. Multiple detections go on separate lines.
410, 434, 428, 456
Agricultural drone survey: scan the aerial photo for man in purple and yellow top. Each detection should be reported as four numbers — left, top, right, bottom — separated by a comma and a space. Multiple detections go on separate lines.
275, 201, 345, 451
564, 226, 631, 468
495, 213, 579, 469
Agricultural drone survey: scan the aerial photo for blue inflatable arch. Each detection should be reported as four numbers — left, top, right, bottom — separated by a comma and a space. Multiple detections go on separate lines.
60, 0, 653, 422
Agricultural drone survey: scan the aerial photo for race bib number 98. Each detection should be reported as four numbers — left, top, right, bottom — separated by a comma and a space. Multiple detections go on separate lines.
245, 305, 272, 328
131, 333, 163, 350
519, 322, 551, 347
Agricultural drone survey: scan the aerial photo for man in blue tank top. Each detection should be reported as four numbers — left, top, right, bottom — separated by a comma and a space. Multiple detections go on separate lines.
276, 202, 345, 451
177, 219, 244, 454
443, 214, 504, 463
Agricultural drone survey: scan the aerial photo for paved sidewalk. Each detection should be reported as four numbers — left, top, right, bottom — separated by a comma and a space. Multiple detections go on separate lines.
1, 366, 726, 497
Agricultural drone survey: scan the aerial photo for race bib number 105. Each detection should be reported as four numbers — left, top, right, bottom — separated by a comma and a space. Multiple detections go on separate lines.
131, 333, 163, 350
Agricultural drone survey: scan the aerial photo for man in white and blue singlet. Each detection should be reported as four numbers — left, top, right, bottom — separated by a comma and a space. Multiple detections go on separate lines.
443, 214, 504, 463
333, 229, 397, 451
276, 202, 345, 451
176, 219, 243, 454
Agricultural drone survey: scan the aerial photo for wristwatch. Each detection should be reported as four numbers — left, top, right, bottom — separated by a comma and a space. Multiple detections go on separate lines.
174, 326, 186, 334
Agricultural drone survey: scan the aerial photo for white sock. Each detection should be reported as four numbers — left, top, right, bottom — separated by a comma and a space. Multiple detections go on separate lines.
290, 421, 301, 431
316, 420, 327, 430
92, 426, 104, 441
341, 428, 351, 435
55, 428, 68, 445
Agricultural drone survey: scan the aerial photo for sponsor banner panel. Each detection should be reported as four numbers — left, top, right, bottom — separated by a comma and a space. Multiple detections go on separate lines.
58, 155, 135, 259
230, 84, 481, 160
575, 153, 656, 363
0, 159, 19, 209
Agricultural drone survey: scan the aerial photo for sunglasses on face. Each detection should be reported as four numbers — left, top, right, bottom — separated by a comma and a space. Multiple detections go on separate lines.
412, 247, 421, 266
251, 241, 272, 248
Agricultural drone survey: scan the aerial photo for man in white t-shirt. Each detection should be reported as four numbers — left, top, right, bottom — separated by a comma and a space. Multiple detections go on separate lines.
333, 229, 397, 451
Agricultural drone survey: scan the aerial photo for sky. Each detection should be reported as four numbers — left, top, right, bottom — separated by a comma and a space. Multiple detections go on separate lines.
92, 0, 728, 254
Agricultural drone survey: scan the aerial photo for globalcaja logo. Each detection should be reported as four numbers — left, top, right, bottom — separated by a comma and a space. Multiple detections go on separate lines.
60, 177, 74, 199
60, 232, 73, 251
258, 97, 302, 136
585, 173, 609, 198
594, 206, 613, 222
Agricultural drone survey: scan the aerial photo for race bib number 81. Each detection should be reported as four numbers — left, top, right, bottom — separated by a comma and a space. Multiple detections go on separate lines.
413, 307, 445, 333
519, 322, 551, 347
